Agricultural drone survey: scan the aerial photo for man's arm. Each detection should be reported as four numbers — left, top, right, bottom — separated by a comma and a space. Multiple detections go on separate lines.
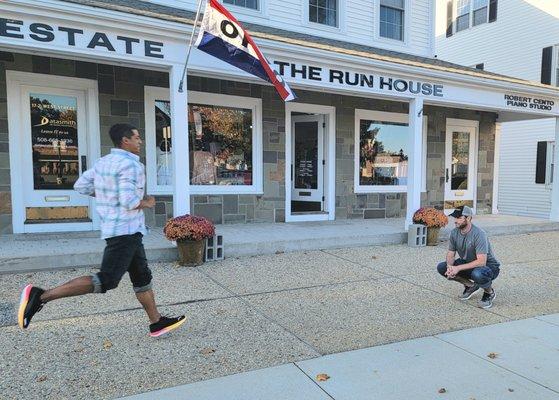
74, 168, 95, 197
446, 250, 456, 267
452, 254, 487, 273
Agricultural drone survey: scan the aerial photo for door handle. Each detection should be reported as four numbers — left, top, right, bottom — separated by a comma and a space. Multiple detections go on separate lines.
81, 155, 87, 173
445, 168, 449, 183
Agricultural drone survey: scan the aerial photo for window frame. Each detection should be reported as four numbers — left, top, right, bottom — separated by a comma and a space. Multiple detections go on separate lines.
303, 0, 345, 33
453, 0, 490, 34
376, 0, 409, 45
354, 110, 427, 194
221, 0, 267, 18
553, 45, 559, 87
144, 87, 263, 195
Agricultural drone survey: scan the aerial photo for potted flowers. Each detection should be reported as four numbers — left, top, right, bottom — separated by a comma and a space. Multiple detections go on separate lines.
412, 207, 448, 246
163, 215, 215, 266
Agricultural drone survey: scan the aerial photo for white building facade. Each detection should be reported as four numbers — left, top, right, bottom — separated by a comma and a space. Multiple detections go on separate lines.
1, 0, 558, 235
435, 0, 559, 218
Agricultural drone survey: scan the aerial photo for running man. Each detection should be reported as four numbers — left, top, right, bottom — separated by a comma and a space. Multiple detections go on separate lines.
18, 123, 185, 337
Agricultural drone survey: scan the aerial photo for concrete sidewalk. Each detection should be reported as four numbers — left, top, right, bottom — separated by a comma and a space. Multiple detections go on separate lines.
2, 214, 559, 274
121, 314, 559, 400
1, 230, 558, 399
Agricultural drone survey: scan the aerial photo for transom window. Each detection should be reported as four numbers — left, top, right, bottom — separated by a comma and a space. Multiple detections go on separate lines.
309, 0, 338, 27
224, 0, 258, 10
380, 0, 405, 41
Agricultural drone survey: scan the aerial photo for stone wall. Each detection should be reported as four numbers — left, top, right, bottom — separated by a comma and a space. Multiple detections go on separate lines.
0, 52, 168, 233
0, 57, 496, 233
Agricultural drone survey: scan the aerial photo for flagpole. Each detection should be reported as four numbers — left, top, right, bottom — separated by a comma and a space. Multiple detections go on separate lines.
178, 0, 206, 93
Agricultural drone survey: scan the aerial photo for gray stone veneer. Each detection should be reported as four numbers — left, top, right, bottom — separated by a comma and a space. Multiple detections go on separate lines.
0, 55, 496, 232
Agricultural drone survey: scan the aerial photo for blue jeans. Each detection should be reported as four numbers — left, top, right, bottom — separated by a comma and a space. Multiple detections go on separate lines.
437, 259, 499, 289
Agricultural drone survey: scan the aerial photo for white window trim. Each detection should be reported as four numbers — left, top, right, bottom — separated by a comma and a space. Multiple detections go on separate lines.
354, 109, 427, 194
552, 45, 559, 87
375, 0, 410, 46
144, 87, 263, 195
453, 0, 490, 34
303, 0, 346, 34
221, 0, 268, 18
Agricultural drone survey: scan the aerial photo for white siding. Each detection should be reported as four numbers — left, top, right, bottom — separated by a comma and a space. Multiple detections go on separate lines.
145, 0, 434, 57
435, 0, 559, 218
498, 119, 555, 218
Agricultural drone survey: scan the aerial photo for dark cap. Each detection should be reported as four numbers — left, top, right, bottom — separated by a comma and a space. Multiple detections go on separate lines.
449, 205, 474, 218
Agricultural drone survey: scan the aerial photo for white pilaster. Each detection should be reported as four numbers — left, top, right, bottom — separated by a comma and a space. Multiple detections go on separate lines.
406, 98, 424, 230
492, 122, 501, 214
550, 118, 559, 221
169, 64, 190, 216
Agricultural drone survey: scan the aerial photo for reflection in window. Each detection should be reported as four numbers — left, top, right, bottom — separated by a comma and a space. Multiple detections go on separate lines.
188, 104, 253, 186
473, 0, 488, 26
30, 93, 79, 190
456, 0, 470, 32
155, 100, 172, 186
224, 0, 258, 10
309, 0, 338, 27
451, 131, 470, 190
359, 119, 409, 186
380, 0, 404, 41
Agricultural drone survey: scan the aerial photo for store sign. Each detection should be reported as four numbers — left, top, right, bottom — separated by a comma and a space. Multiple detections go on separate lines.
504, 94, 555, 111
0, 18, 164, 58
272, 61, 444, 97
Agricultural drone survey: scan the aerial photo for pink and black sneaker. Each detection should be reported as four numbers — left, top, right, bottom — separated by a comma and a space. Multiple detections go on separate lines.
149, 315, 186, 337
18, 284, 45, 329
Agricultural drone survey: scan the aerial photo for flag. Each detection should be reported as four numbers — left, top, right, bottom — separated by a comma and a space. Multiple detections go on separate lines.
195, 0, 296, 101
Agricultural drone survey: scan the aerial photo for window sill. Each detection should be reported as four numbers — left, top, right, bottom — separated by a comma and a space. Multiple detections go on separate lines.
355, 185, 407, 194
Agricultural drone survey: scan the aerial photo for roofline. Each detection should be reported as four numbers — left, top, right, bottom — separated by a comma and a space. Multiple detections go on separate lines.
7, 0, 559, 96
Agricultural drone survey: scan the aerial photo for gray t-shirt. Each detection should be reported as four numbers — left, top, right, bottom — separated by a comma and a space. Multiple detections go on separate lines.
449, 224, 500, 268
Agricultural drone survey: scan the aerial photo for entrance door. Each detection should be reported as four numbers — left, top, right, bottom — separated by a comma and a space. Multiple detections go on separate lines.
20, 85, 92, 230
291, 114, 324, 212
444, 119, 478, 213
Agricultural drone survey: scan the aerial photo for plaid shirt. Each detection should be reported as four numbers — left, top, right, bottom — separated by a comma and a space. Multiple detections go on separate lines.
74, 149, 148, 239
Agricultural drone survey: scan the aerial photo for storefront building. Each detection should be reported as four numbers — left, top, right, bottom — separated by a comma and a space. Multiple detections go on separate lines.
1, 0, 559, 235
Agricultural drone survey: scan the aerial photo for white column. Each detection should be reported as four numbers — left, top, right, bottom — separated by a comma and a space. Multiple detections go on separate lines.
169, 64, 190, 216
550, 117, 559, 221
491, 122, 501, 214
406, 98, 424, 230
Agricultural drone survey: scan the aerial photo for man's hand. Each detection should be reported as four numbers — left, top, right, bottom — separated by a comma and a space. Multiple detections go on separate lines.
136, 195, 155, 210
445, 264, 460, 279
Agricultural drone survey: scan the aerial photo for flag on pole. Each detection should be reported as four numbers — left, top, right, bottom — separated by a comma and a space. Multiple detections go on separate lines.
195, 0, 296, 101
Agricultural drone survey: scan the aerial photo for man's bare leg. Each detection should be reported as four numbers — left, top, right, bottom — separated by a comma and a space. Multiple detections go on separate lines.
40, 276, 94, 303
452, 276, 474, 286
135, 290, 161, 323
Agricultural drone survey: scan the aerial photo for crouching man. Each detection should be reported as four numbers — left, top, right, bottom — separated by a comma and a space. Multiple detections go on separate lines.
437, 206, 500, 309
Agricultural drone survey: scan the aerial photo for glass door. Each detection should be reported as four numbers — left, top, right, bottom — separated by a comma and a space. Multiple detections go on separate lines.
291, 115, 324, 209
445, 120, 477, 212
21, 86, 90, 223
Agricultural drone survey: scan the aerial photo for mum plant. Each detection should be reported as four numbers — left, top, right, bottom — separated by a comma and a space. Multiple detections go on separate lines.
412, 207, 448, 228
163, 214, 215, 242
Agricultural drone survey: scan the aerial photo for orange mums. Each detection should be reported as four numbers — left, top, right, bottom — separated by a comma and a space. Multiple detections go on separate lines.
164, 215, 215, 242
413, 207, 448, 228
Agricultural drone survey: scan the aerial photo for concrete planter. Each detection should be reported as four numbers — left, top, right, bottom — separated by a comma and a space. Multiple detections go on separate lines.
176, 240, 205, 266
426, 227, 440, 246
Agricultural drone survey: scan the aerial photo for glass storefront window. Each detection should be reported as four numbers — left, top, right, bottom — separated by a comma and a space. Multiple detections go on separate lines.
30, 93, 79, 190
358, 119, 409, 187
188, 104, 253, 186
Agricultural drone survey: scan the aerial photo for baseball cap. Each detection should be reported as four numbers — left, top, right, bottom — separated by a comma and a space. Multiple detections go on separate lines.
449, 205, 474, 218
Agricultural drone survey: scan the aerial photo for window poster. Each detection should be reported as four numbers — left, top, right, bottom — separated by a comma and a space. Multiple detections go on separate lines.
30, 93, 79, 190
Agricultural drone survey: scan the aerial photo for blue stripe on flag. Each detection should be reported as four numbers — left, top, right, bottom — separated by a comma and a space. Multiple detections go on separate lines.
197, 32, 271, 83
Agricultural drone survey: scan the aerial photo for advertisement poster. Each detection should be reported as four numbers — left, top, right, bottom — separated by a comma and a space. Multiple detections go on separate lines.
30, 93, 79, 190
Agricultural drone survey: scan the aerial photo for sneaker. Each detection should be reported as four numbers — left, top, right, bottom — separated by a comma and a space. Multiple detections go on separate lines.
18, 284, 45, 329
149, 315, 186, 337
459, 284, 481, 300
479, 289, 496, 309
